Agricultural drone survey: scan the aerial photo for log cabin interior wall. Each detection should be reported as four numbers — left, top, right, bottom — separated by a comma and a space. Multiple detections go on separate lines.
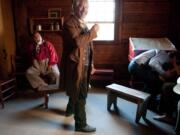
13, 0, 179, 81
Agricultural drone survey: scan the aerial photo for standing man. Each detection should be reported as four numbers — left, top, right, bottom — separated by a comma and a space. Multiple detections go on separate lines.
26, 31, 60, 90
60, 0, 99, 132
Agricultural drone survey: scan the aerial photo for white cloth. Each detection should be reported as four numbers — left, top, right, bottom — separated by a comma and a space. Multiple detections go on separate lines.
134, 49, 157, 65
173, 84, 180, 95
149, 50, 170, 76
173, 76, 180, 95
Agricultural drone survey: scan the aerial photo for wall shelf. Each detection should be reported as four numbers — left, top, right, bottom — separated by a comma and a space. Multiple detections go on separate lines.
29, 17, 64, 34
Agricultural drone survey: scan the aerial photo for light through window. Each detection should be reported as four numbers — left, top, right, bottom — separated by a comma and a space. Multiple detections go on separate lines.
85, 0, 116, 41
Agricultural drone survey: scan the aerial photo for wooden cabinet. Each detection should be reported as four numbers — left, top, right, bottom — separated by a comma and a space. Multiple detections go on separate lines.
29, 17, 64, 34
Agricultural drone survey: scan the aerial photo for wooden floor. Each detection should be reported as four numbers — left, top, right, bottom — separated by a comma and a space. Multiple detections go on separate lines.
0, 86, 176, 135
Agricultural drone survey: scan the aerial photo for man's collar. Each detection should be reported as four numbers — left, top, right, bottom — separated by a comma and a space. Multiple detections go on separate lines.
73, 15, 87, 28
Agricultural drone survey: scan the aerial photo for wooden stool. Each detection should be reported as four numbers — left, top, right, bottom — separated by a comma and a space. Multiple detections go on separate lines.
33, 88, 61, 109
106, 83, 150, 123
0, 77, 16, 109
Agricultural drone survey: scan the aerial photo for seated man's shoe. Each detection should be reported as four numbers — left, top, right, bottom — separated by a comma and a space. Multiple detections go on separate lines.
65, 108, 74, 117
47, 84, 59, 90
37, 84, 49, 91
153, 114, 166, 120
153, 114, 175, 124
75, 124, 96, 132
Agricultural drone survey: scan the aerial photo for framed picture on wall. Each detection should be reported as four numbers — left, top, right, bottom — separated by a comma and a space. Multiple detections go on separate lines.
48, 8, 61, 18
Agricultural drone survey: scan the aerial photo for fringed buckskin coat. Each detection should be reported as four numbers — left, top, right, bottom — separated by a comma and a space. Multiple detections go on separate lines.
60, 15, 97, 101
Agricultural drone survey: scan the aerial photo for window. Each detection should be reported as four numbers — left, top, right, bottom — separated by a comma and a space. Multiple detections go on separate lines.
85, 0, 116, 41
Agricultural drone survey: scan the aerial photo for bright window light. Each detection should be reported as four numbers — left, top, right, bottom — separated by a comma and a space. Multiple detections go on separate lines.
85, 0, 116, 41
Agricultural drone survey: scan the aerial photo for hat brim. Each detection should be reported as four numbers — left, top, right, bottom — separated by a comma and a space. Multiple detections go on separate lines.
173, 84, 180, 95
177, 77, 180, 84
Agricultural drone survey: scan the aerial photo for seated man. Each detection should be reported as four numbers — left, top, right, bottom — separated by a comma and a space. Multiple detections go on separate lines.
26, 31, 60, 90
128, 49, 176, 95
128, 49, 178, 111
153, 82, 178, 123
153, 82, 180, 134
153, 55, 180, 127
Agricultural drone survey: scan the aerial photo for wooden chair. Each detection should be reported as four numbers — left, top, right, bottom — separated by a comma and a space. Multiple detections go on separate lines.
15, 56, 62, 109
0, 78, 16, 108
0, 55, 16, 109
32, 63, 62, 109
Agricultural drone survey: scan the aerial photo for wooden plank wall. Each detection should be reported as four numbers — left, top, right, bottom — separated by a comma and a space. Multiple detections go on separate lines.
121, 0, 171, 41
170, 0, 180, 50
0, 0, 16, 78
13, 0, 177, 80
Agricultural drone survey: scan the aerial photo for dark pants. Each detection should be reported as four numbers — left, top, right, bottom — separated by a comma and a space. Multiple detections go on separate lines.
66, 65, 89, 128
159, 82, 179, 116
175, 100, 180, 133
128, 60, 163, 95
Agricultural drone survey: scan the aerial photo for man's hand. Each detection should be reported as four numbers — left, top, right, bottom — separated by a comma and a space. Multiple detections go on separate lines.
47, 65, 52, 73
159, 69, 177, 82
91, 24, 99, 33
159, 75, 166, 82
91, 64, 96, 75
161, 70, 175, 81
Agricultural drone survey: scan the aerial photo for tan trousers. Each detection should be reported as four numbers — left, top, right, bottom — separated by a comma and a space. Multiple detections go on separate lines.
26, 59, 60, 89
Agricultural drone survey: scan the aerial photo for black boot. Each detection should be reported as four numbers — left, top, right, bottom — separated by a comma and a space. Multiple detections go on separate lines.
75, 124, 96, 132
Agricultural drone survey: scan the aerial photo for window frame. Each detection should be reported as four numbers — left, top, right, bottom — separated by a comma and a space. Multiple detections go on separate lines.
87, 0, 119, 45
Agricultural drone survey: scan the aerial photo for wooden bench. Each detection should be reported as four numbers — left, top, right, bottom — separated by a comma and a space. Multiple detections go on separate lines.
106, 83, 150, 123
91, 68, 114, 82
